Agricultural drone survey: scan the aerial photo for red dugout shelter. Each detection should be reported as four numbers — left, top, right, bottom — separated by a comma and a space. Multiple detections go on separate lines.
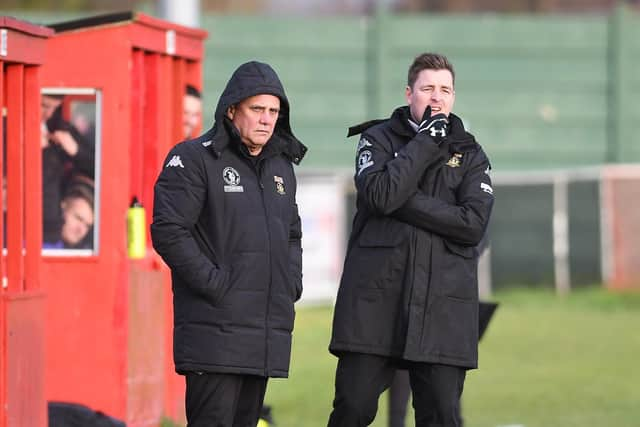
38, 12, 207, 425
0, 16, 53, 427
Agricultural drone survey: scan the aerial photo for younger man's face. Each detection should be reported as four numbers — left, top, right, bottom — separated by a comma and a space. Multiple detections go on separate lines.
405, 69, 455, 122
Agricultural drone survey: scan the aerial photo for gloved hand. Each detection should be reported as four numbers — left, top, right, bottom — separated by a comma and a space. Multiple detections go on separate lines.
417, 106, 449, 142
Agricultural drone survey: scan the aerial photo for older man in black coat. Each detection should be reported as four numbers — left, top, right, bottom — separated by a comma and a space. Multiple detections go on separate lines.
152, 61, 306, 426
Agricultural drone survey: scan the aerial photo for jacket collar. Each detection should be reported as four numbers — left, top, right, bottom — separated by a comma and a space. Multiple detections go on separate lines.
390, 106, 478, 152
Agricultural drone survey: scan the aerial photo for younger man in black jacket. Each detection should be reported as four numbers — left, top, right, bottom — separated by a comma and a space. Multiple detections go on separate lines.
328, 53, 494, 427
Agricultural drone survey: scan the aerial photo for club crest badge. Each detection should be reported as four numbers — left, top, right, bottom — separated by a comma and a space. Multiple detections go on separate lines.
356, 137, 372, 153
357, 150, 374, 176
223, 166, 243, 192
446, 153, 463, 168
274, 175, 286, 195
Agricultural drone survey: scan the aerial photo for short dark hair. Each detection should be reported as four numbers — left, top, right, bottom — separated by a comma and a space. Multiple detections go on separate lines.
407, 53, 455, 89
185, 84, 201, 99
43, 93, 65, 100
63, 175, 95, 207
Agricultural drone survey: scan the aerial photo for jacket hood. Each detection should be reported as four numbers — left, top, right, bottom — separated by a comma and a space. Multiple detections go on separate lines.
211, 61, 306, 164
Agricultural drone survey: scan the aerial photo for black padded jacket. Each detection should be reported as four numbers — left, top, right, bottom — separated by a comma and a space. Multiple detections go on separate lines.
151, 62, 306, 377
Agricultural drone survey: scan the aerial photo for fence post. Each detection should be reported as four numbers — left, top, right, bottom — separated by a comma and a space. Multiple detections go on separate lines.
553, 175, 571, 294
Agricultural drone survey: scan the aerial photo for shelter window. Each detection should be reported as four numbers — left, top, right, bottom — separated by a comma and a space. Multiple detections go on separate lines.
41, 88, 101, 256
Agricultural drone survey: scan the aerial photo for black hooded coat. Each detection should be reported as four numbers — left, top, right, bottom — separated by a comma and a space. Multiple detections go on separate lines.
151, 61, 307, 377
329, 106, 494, 369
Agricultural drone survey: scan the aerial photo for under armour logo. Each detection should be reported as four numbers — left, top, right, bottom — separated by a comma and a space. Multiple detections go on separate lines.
418, 117, 448, 138
430, 127, 447, 137
166, 155, 185, 168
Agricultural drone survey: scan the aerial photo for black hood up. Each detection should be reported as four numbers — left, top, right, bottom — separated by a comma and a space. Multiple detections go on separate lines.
212, 61, 306, 163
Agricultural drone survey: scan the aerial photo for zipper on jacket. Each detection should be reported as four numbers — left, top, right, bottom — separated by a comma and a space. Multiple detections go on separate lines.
422, 169, 442, 321
254, 157, 272, 376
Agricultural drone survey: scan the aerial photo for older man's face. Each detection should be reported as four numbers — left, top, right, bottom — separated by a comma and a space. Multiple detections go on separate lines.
227, 94, 280, 156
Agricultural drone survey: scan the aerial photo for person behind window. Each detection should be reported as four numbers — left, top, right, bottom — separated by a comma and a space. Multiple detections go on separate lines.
43, 177, 94, 250
41, 94, 94, 244
183, 84, 203, 139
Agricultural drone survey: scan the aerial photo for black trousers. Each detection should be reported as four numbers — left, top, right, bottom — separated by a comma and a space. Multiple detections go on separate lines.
327, 353, 466, 427
185, 372, 268, 427
388, 370, 411, 427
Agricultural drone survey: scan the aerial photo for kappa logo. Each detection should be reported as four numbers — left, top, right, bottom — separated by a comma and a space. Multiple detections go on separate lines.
166, 155, 185, 168
357, 150, 374, 176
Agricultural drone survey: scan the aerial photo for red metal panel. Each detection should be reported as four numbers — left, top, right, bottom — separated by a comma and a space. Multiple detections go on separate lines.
0, 297, 5, 427
23, 65, 40, 292
0, 61, 5, 286
129, 13, 207, 61
141, 52, 160, 225
0, 27, 50, 66
0, 61, 5, 427
130, 49, 145, 200
158, 54, 174, 174
4, 292, 46, 427
172, 58, 186, 147
0, 17, 53, 38
126, 266, 165, 426
5, 64, 24, 293
150, 54, 174, 231
161, 264, 185, 423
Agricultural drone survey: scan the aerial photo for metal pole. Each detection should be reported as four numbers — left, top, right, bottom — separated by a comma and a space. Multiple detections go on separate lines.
157, 0, 201, 28
478, 246, 492, 299
553, 175, 571, 294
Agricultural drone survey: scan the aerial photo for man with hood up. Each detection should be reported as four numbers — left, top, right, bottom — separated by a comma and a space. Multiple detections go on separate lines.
151, 61, 307, 426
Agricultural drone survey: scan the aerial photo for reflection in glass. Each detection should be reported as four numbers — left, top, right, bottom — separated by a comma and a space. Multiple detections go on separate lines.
41, 89, 99, 253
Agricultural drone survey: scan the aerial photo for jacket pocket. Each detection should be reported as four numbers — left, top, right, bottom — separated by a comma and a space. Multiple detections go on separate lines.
424, 295, 477, 364
440, 240, 477, 299
343, 218, 407, 289
443, 240, 477, 259
208, 265, 232, 306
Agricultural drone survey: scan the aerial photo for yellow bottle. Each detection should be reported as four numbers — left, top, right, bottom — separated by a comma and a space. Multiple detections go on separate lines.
127, 196, 146, 259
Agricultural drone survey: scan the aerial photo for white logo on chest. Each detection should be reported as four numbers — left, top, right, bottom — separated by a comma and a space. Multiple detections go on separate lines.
223, 167, 243, 192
